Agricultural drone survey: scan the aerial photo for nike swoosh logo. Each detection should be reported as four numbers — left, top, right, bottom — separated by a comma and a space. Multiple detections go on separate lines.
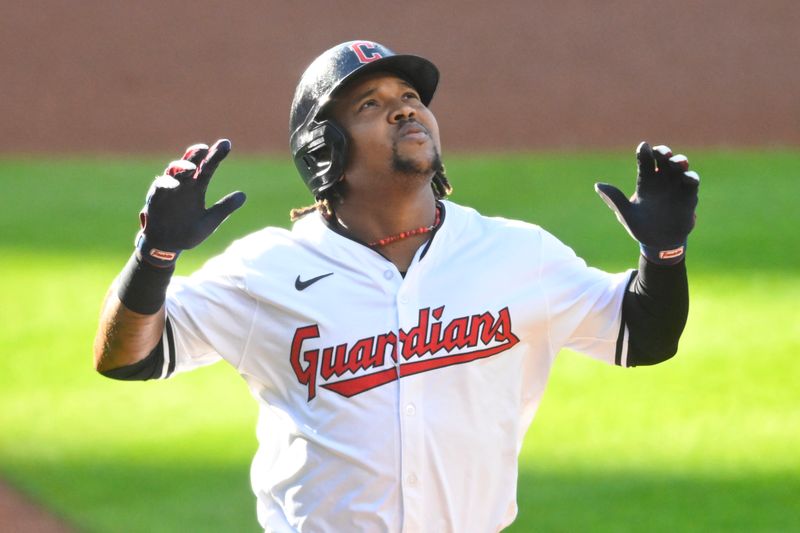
295, 272, 334, 291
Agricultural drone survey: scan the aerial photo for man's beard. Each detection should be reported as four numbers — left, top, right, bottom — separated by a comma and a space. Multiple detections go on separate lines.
391, 143, 443, 179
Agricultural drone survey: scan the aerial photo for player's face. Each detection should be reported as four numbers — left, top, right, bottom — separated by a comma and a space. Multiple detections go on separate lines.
329, 72, 442, 191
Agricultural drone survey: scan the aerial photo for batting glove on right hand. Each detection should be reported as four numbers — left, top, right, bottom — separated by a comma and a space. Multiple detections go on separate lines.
594, 142, 699, 265
136, 139, 246, 268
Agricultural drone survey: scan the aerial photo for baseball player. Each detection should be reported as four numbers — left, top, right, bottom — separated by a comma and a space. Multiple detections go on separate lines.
93, 40, 699, 532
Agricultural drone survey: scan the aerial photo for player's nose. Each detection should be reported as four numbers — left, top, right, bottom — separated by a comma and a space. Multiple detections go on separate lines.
389, 102, 416, 123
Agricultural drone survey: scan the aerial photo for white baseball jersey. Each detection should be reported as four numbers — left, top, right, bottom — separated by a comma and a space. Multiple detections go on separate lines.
161, 200, 633, 532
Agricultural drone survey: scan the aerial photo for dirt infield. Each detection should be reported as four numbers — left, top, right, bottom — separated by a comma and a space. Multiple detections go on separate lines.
2, 1, 798, 154
0, 479, 73, 532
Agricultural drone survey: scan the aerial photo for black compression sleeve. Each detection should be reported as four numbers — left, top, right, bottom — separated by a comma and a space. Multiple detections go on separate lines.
622, 255, 689, 366
99, 319, 175, 381
117, 252, 175, 314
99, 336, 166, 381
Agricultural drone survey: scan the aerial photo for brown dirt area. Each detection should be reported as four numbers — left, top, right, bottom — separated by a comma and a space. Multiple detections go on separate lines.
1, 1, 798, 156
0, 479, 73, 532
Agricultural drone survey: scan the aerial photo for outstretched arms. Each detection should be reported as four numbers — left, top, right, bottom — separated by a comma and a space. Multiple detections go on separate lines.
93, 140, 245, 376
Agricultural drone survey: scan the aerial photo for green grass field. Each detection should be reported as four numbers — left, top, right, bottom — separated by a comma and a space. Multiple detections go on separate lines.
1, 150, 798, 532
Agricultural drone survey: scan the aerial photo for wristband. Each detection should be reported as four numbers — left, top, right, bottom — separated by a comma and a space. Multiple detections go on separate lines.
136, 232, 182, 268
639, 241, 687, 266
117, 252, 175, 314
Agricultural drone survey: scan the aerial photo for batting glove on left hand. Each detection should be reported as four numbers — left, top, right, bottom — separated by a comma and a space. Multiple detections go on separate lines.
595, 142, 699, 265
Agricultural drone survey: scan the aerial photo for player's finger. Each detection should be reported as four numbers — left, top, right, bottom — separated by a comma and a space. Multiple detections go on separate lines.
682, 170, 700, 188
163, 160, 197, 182
146, 173, 180, 201
636, 141, 656, 178
142, 173, 181, 216
201, 191, 247, 233
594, 183, 632, 217
652, 145, 672, 173
657, 153, 689, 183
182, 143, 209, 166
669, 154, 689, 172
653, 145, 672, 158
595, 183, 636, 239
196, 139, 232, 186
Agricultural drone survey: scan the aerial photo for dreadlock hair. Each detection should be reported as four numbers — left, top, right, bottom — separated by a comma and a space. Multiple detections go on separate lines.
289, 189, 339, 222
289, 165, 453, 223
431, 165, 453, 200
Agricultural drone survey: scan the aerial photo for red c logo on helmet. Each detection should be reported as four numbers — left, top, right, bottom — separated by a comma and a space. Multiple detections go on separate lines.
350, 41, 383, 63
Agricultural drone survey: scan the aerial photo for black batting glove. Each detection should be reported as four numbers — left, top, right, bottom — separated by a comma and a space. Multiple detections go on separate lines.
135, 139, 247, 268
594, 142, 699, 265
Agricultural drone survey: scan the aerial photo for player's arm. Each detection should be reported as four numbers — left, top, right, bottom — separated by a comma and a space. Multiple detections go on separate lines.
94, 281, 168, 378
93, 140, 246, 379
595, 142, 699, 366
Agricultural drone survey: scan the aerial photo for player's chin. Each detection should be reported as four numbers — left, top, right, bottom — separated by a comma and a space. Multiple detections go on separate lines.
392, 147, 439, 177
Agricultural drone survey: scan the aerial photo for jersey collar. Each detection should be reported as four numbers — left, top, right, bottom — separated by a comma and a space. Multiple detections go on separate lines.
312, 200, 448, 262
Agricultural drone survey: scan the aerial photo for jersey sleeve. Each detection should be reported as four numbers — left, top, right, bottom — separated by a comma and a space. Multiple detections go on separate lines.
162, 250, 258, 378
539, 229, 634, 366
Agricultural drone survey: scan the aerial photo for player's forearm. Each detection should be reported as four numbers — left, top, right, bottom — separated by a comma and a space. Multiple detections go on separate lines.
93, 288, 165, 372
622, 255, 689, 366
93, 253, 173, 372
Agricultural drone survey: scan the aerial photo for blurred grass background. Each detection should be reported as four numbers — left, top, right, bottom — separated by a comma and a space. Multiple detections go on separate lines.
0, 150, 798, 532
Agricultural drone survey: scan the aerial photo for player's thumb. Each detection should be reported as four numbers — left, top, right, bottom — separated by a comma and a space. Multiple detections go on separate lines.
594, 183, 632, 223
204, 191, 247, 231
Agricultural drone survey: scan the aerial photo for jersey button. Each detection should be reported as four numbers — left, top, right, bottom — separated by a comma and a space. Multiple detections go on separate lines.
399, 294, 409, 304
383, 269, 393, 280
407, 473, 418, 485
405, 403, 416, 416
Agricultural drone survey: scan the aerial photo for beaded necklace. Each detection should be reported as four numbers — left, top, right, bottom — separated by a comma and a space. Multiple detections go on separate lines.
368, 206, 441, 248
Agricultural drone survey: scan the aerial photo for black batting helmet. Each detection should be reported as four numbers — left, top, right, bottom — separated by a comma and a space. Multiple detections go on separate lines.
289, 40, 440, 197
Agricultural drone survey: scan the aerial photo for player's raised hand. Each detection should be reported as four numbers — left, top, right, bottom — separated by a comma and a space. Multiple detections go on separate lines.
136, 139, 247, 268
594, 142, 699, 264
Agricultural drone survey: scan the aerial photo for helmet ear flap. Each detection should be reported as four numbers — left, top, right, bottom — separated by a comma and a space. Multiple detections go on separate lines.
293, 120, 348, 197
